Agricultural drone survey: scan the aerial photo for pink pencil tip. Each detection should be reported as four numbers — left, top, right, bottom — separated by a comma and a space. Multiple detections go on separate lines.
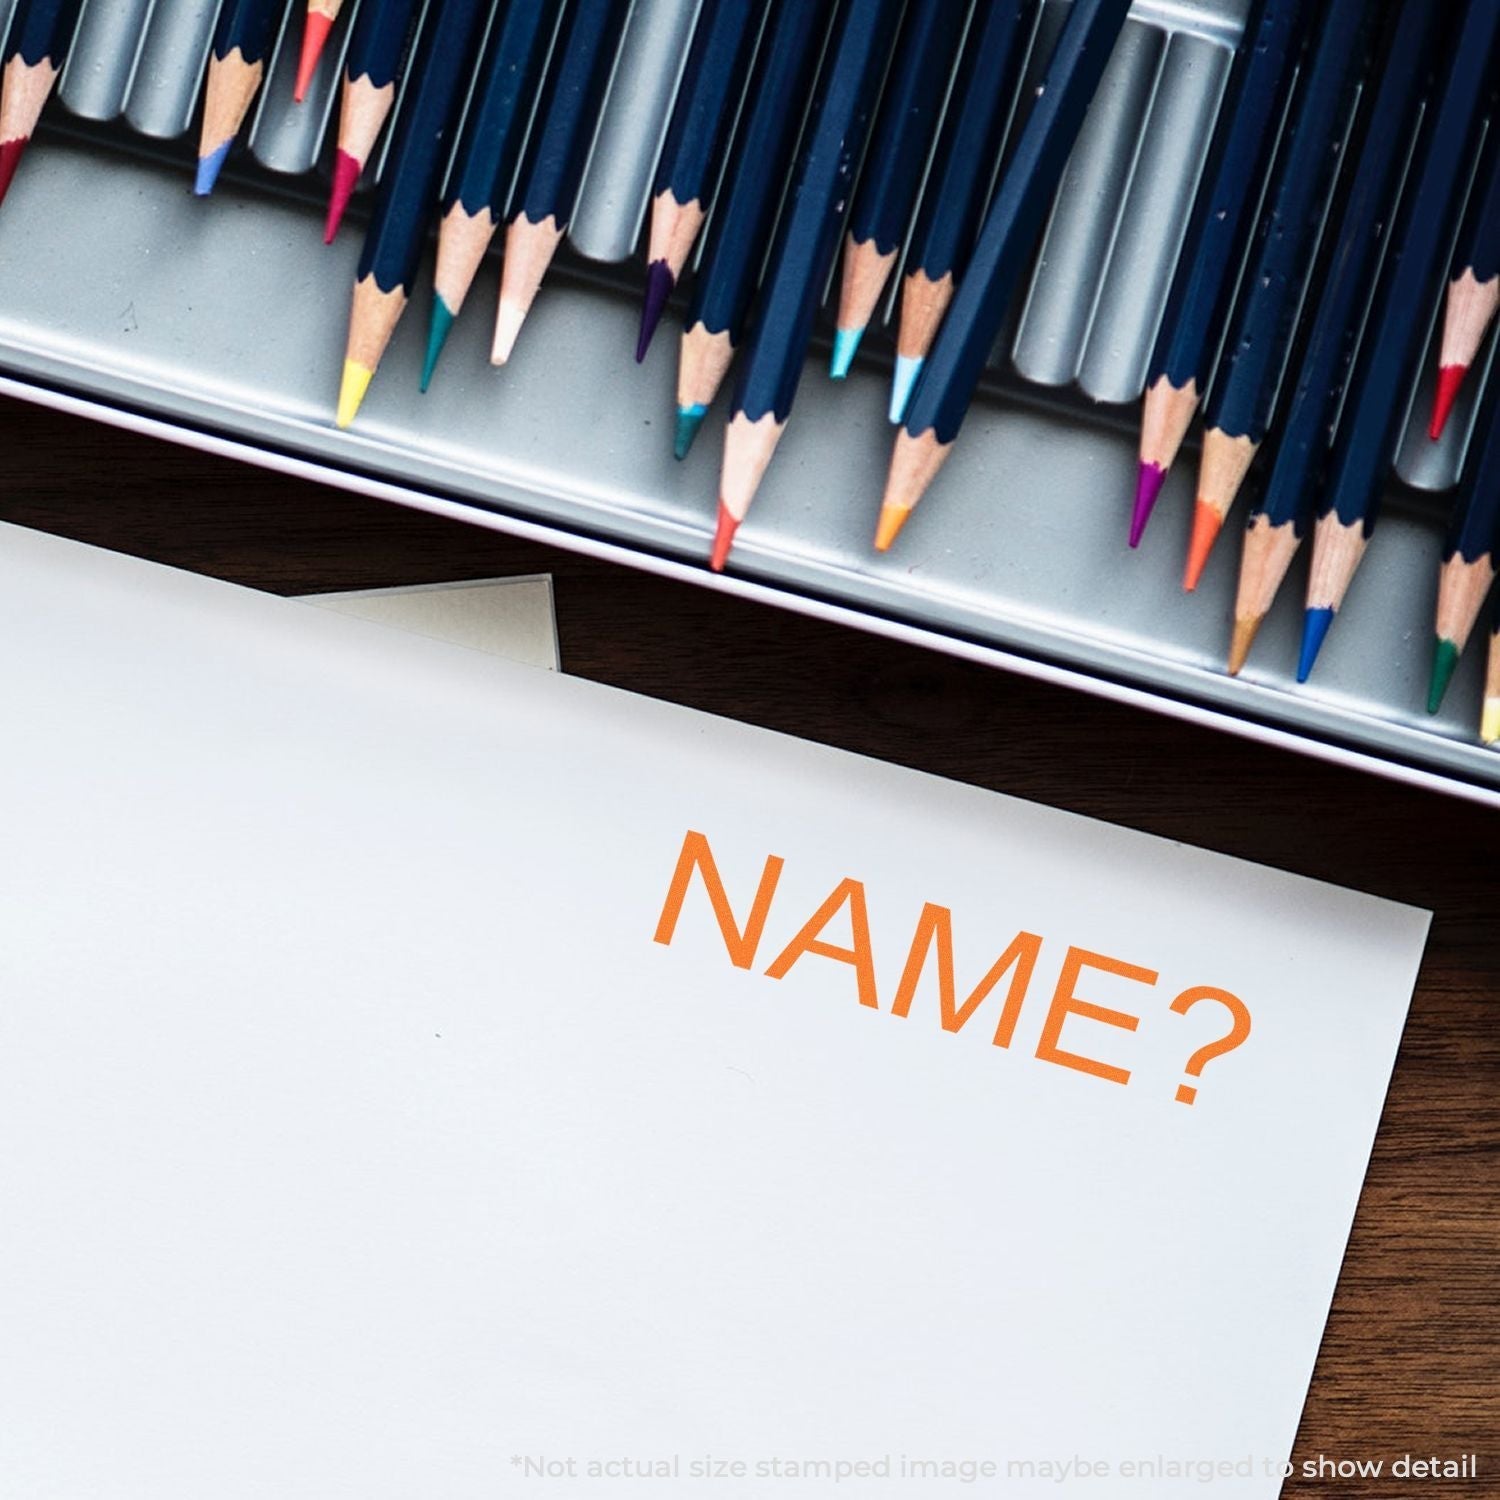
1429, 364, 1467, 441
324, 150, 361, 243
0, 136, 30, 209
1128, 461, 1166, 548
709, 506, 738, 572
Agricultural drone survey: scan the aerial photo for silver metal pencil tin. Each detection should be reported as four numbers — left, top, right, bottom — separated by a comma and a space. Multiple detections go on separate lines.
3, 0, 1498, 807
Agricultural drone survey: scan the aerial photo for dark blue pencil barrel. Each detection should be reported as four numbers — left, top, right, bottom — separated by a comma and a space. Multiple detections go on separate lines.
345, 0, 418, 86
2, 0, 84, 66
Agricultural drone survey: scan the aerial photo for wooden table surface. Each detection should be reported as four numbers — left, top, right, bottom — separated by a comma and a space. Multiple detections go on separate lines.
4, 395, 1495, 1495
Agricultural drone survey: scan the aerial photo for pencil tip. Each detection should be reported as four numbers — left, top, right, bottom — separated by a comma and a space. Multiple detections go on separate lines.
1427, 637, 1460, 714
194, 140, 232, 197
294, 11, 334, 101
1297, 607, 1335, 683
336, 359, 374, 429
1429, 364, 1467, 441
1182, 501, 1222, 591
1482, 699, 1500, 745
0, 136, 29, 208
636, 261, 674, 363
1227, 616, 1261, 677
673, 404, 707, 460
889, 356, 923, 424
324, 150, 361, 242
710, 504, 738, 571
874, 500, 910, 553
491, 301, 525, 365
421, 296, 456, 392
1129, 462, 1166, 548
830, 326, 864, 380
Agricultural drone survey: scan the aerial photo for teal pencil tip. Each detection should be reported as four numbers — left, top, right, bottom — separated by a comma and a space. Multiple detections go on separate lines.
673, 404, 708, 460
1297, 607, 1335, 684
420, 296, 456, 392
889, 355, 923, 424
1427, 637, 1461, 714
194, 140, 233, 197
830, 326, 864, 380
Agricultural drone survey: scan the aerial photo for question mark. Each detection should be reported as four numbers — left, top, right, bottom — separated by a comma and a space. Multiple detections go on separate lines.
1170, 986, 1252, 1104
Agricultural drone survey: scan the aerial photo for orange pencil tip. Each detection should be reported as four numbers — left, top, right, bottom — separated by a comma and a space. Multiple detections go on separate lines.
1429, 364, 1467, 441
874, 500, 910, 553
1182, 501, 1223, 592
709, 506, 738, 572
294, 12, 335, 101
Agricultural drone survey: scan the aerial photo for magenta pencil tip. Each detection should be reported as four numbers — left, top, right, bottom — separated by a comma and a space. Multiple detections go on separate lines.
324, 151, 361, 243
1129, 462, 1167, 548
636, 260, 675, 364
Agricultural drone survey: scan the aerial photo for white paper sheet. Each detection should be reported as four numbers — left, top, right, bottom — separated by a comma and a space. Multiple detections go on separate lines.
0, 523, 1429, 1499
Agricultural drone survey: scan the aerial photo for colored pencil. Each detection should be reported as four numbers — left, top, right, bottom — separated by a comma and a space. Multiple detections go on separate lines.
1185, 0, 1374, 591
1427, 374, 1500, 712
493, 0, 629, 366
195, 0, 286, 197
830, 0, 967, 383
876, 0, 1133, 554
673, 0, 827, 460
1230, 0, 1443, 675
636, 0, 760, 363
1129, 0, 1307, 547
1300, 0, 1500, 684
1431, 128, 1500, 440
712, 0, 904, 572
294, 0, 345, 103
420, 0, 558, 389
1484, 613, 1500, 743
0, 0, 83, 209
325, 0, 420, 241
336, 0, 490, 429
890, 0, 1031, 425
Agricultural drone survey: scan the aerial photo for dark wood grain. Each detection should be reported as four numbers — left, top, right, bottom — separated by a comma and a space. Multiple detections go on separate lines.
3, 394, 1494, 1495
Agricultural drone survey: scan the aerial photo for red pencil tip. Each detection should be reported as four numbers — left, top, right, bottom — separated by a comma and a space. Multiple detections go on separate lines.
1429, 364, 1467, 441
0, 136, 30, 210
709, 506, 739, 572
294, 12, 335, 102
324, 151, 361, 243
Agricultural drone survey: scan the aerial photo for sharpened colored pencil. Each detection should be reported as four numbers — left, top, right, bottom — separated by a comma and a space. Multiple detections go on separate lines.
294, 0, 344, 103
1130, 0, 1308, 547
1484, 614, 1500, 742
713, 0, 903, 571
195, 0, 285, 197
421, 0, 557, 389
877, 0, 1132, 553
1300, 0, 1500, 684
891, 0, 1031, 424
1427, 372, 1500, 712
325, 0, 420, 240
637, 0, 759, 363
1187, 0, 1373, 591
0, 0, 83, 209
336, 0, 489, 429
1431, 127, 1500, 439
1230, 0, 1443, 675
830, 0, 967, 381
493, 0, 629, 366
673, 0, 826, 460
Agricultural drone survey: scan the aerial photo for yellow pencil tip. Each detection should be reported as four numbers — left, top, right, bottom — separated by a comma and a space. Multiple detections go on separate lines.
336, 360, 374, 429
1227, 616, 1261, 677
1482, 700, 1500, 746
874, 499, 911, 553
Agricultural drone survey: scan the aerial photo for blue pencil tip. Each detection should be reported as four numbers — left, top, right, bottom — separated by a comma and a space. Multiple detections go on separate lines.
830, 326, 864, 380
889, 355, 924, 424
1297, 607, 1336, 684
194, 140, 232, 197
673, 404, 708, 461
421, 296, 456, 392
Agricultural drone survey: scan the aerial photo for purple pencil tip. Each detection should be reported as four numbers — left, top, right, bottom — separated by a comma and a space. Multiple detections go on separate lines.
1128, 461, 1167, 548
636, 260, 675, 364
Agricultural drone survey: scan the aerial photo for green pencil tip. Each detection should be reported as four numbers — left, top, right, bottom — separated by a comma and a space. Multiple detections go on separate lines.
1427, 637, 1461, 715
420, 297, 456, 392
673, 404, 707, 460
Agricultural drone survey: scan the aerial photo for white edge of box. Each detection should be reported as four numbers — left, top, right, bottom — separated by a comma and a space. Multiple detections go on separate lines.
5, 370, 1496, 813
